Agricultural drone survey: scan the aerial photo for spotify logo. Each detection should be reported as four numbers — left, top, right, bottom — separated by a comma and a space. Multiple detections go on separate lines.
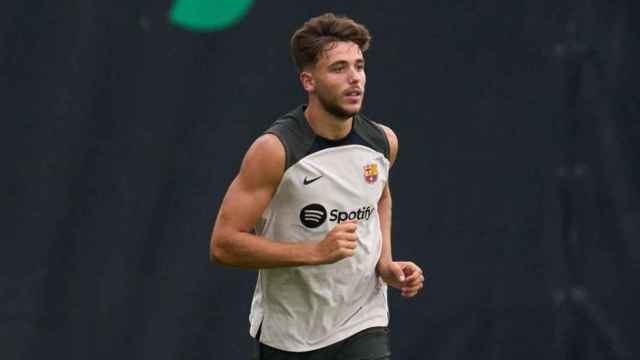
299, 204, 327, 228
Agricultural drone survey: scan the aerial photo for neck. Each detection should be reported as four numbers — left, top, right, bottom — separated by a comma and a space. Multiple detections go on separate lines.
304, 98, 353, 140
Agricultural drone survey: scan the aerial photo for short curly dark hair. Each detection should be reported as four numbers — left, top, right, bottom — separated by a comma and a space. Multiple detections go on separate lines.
290, 13, 371, 71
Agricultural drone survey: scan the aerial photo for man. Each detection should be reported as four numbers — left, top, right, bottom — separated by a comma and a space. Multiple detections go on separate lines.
210, 13, 424, 360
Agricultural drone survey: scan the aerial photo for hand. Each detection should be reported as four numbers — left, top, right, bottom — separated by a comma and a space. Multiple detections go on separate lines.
314, 221, 358, 264
378, 261, 424, 298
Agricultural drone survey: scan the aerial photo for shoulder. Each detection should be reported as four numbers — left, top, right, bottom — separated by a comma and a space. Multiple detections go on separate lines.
354, 114, 396, 162
239, 134, 285, 188
360, 116, 398, 166
264, 106, 316, 169
376, 124, 398, 165
248, 133, 285, 154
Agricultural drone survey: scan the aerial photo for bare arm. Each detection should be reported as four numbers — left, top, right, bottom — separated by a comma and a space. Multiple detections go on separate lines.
376, 125, 398, 274
210, 134, 358, 268
376, 125, 424, 297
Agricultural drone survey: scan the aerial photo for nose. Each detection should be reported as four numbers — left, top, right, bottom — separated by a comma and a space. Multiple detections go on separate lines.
347, 66, 362, 84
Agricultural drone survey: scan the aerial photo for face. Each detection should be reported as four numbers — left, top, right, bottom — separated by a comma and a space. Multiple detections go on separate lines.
302, 41, 366, 119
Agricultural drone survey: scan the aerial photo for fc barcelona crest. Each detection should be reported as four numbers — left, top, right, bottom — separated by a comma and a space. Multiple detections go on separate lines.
363, 163, 378, 184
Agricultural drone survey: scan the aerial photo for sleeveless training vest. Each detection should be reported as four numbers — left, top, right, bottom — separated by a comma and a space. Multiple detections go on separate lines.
249, 105, 391, 352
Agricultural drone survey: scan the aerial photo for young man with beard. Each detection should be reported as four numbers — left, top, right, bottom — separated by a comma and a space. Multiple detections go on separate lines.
210, 13, 424, 360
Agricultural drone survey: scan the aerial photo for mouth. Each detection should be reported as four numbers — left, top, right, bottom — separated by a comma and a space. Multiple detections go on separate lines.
343, 88, 363, 102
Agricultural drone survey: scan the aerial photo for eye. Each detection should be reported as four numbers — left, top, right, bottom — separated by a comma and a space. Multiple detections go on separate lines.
331, 65, 345, 72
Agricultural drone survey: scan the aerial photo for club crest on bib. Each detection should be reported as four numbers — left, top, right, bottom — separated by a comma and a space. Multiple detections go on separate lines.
363, 163, 378, 184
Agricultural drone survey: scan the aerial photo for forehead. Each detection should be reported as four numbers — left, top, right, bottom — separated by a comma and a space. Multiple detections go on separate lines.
318, 41, 363, 65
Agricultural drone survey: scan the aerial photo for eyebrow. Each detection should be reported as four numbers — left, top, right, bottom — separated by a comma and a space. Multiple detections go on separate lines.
328, 59, 365, 67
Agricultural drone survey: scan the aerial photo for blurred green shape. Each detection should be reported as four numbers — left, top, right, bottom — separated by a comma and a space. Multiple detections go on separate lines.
169, 0, 255, 32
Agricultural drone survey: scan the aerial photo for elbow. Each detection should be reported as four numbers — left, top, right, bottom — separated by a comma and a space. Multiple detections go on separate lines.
210, 243, 230, 266
209, 233, 231, 265
210, 226, 251, 267
209, 243, 221, 264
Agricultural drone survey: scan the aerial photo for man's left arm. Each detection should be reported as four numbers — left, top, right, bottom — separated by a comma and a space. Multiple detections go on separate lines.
376, 125, 425, 298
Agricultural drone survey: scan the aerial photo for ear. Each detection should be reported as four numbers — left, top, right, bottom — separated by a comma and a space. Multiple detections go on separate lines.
300, 71, 315, 92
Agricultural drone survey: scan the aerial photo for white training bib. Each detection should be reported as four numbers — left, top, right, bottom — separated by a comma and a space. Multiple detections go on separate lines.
249, 105, 390, 352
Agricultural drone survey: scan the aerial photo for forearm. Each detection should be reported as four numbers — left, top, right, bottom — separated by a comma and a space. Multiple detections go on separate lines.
211, 230, 320, 269
376, 184, 393, 274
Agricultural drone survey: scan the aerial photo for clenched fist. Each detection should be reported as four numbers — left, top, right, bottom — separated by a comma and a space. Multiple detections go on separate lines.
314, 221, 359, 264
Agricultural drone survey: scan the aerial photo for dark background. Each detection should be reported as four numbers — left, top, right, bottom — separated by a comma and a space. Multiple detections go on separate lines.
2, 1, 639, 359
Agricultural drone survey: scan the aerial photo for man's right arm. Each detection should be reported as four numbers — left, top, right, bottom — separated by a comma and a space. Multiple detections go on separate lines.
210, 134, 358, 268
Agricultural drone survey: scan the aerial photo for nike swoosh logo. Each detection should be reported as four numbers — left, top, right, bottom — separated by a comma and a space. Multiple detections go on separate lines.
303, 175, 323, 185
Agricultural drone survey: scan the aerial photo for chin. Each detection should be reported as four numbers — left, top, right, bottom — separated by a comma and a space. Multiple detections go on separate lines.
319, 96, 362, 119
339, 107, 359, 119
323, 104, 356, 120
341, 100, 362, 112
344, 105, 361, 116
